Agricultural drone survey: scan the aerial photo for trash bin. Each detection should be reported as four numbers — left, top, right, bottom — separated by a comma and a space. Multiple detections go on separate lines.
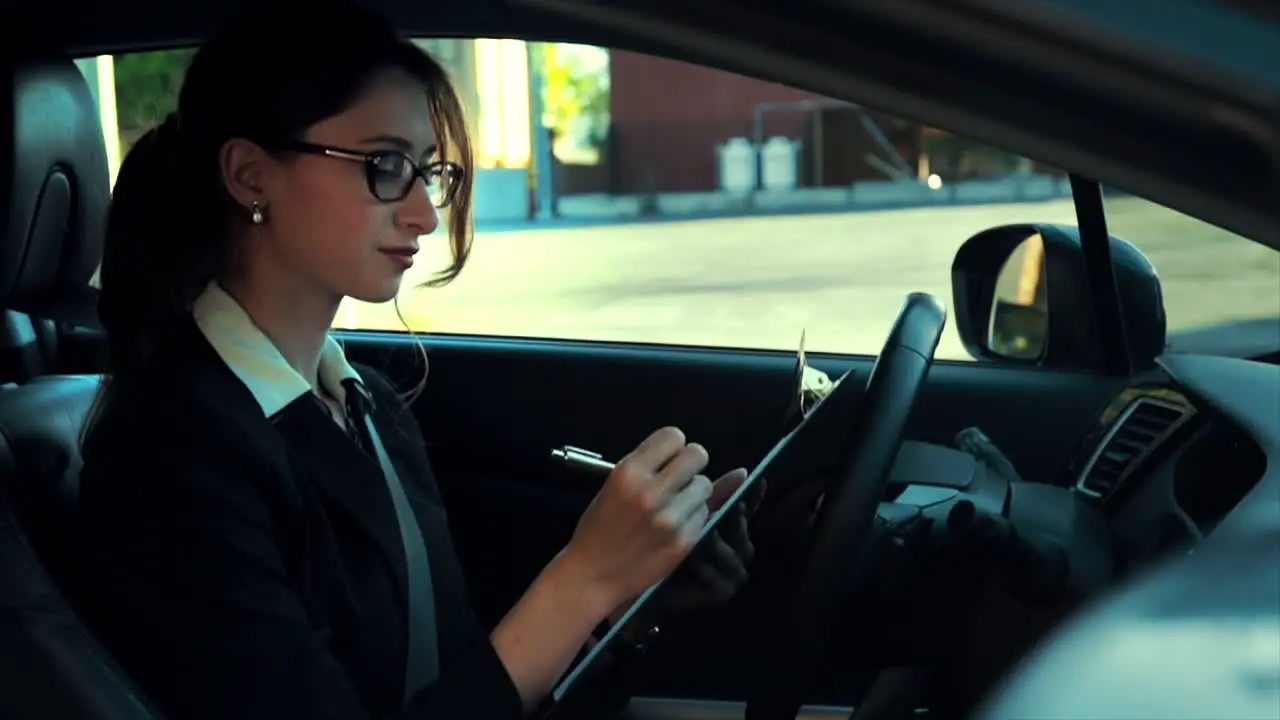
761, 135, 801, 191
717, 137, 757, 194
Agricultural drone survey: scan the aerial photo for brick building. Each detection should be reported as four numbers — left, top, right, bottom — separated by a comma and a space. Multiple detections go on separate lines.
602, 50, 925, 195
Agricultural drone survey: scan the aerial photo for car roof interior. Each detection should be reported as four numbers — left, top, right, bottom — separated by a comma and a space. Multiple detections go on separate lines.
0, 1, 1277, 718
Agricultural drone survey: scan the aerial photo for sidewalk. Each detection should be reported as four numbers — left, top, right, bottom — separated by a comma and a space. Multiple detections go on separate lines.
476, 175, 1075, 232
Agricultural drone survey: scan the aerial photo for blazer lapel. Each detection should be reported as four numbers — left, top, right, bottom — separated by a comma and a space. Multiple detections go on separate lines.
273, 399, 411, 605
170, 318, 411, 610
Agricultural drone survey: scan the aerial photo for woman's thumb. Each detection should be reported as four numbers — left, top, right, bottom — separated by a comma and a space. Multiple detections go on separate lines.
707, 468, 748, 512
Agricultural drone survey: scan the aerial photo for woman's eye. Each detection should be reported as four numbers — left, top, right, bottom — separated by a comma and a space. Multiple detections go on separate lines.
371, 154, 410, 178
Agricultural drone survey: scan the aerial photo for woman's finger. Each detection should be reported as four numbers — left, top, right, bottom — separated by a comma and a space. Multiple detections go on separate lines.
744, 476, 767, 517
716, 501, 747, 548
652, 443, 711, 502
707, 468, 747, 512
688, 546, 739, 599
703, 532, 749, 585
720, 506, 755, 566
659, 475, 713, 545
620, 426, 687, 471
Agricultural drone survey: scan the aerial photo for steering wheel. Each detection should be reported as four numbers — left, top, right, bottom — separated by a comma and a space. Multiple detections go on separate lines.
745, 292, 947, 720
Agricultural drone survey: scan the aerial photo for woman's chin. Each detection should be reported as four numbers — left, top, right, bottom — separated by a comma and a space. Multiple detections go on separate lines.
349, 278, 404, 305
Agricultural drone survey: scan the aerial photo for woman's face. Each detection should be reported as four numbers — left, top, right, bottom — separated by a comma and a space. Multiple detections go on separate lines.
256, 67, 442, 305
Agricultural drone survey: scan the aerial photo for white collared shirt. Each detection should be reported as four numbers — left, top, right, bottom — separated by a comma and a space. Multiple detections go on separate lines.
191, 283, 363, 418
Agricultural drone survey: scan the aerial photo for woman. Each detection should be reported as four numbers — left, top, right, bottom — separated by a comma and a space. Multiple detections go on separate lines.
77, 3, 758, 719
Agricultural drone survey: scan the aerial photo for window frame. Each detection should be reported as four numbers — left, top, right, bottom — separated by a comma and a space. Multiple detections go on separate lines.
85, 40, 1179, 375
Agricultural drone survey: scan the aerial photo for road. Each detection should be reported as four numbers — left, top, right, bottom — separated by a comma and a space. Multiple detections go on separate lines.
337, 197, 1280, 362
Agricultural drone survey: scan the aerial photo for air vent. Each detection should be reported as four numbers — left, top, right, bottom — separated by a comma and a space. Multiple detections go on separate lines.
1076, 398, 1190, 499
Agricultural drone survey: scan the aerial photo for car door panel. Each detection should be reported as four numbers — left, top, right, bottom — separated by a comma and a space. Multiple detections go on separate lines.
340, 332, 1128, 702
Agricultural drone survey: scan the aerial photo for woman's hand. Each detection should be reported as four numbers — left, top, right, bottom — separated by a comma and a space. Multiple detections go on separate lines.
607, 470, 765, 633
490, 426, 715, 709
559, 426, 716, 614
648, 470, 765, 618
490, 428, 753, 710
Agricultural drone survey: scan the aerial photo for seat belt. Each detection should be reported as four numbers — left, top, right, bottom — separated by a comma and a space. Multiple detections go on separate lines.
344, 380, 440, 703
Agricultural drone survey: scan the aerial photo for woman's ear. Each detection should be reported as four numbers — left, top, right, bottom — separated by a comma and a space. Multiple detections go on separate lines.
219, 138, 277, 213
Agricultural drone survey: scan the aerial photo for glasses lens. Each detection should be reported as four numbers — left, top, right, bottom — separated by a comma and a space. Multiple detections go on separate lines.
426, 164, 461, 208
368, 152, 415, 201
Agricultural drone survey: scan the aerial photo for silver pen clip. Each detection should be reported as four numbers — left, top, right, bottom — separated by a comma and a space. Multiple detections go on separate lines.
551, 445, 617, 476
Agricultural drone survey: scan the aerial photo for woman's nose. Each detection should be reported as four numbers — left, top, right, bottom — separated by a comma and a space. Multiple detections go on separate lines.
396, 177, 440, 236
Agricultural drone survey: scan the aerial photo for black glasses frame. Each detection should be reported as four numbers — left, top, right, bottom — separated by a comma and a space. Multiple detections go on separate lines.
275, 140, 464, 208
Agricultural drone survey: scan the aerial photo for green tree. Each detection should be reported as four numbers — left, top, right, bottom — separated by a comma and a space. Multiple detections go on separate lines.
112, 49, 195, 150
539, 44, 610, 150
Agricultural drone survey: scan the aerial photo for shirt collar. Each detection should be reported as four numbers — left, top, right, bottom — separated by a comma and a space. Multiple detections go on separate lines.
192, 282, 363, 418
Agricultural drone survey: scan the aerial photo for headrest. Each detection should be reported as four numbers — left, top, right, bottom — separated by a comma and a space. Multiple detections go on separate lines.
0, 31, 108, 323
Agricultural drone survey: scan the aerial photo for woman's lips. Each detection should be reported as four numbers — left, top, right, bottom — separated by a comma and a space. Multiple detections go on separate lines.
380, 247, 417, 269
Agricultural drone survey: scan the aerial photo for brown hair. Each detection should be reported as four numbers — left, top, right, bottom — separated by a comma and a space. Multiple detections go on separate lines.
86, 0, 471, 439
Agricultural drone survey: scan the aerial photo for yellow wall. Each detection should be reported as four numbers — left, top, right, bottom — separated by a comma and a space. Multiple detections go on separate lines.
413, 38, 533, 170
473, 38, 532, 169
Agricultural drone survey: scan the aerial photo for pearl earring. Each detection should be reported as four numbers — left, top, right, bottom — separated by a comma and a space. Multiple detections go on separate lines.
251, 201, 266, 225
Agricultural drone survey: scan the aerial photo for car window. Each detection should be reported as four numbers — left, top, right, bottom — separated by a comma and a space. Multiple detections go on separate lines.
1102, 192, 1280, 351
98, 40, 1082, 362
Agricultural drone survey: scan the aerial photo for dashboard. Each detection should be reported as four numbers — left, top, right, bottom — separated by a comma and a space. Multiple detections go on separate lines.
979, 353, 1280, 719
776, 349, 1277, 716
1067, 382, 1268, 574
873, 362, 1271, 602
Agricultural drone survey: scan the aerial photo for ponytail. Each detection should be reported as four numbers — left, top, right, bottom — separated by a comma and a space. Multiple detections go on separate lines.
97, 112, 226, 381
84, 112, 230, 446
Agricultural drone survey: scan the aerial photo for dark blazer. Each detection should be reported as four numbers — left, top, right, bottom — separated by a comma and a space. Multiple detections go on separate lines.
76, 319, 527, 720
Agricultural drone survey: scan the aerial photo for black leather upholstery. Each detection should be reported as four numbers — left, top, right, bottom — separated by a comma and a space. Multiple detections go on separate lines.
0, 310, 58, 384
0, 21, 106, 384
0, 375, 97, 590
0, 31, 161, 720
1, 32, 108, 315
0, 376, 160, 720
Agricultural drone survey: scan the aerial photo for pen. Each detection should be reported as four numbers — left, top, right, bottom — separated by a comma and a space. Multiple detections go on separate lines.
551, 445, 617, 475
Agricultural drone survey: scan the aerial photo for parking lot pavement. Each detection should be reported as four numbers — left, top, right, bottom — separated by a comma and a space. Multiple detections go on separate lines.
338, 197, 1280, 362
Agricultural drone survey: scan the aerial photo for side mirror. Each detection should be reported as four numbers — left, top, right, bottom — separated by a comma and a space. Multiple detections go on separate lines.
988, 233, 1049, 360
951, 224, 1167, 370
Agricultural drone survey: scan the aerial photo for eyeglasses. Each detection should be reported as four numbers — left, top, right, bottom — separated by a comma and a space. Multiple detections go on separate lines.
275, 141, 464, 208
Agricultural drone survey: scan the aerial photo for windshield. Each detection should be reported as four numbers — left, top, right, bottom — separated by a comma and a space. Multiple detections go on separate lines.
1103, 191, 1280, 352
